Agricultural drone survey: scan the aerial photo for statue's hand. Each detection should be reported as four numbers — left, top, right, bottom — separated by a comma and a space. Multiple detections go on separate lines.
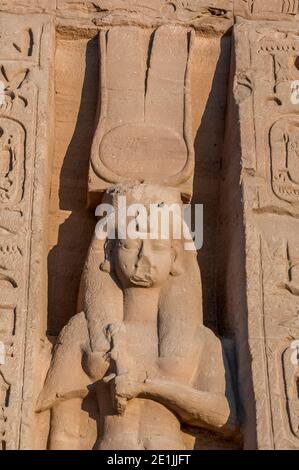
82, 351, 110, 380
106, 322, 131, 374
115, 373, 141, 400
106, 322, 126, 346
105, 373, 143, 415
104, 322, 143, 415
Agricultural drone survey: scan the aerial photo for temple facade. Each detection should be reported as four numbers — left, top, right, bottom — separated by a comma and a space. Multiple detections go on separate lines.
0, 0, 299, 450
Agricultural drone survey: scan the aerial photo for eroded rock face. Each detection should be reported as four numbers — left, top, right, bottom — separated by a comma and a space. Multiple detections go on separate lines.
225, 18, 299, 450
0, 12, 54, 450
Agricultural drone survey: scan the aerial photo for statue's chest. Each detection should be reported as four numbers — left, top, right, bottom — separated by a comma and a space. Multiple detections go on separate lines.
124, 321, 158, 357
115, 321, 159, 380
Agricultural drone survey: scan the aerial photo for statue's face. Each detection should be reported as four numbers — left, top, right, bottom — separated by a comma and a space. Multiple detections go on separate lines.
115, 238, 174, 288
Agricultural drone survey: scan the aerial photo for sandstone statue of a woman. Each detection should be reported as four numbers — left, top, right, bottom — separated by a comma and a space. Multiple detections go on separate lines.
37, 184, 238, 449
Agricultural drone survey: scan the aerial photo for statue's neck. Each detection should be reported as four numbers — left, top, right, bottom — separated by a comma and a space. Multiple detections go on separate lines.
123, 287, 160, 323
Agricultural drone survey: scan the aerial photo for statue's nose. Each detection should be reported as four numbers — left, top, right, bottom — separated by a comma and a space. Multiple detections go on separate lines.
136, 256, 151, 270
136, 241, 151, 268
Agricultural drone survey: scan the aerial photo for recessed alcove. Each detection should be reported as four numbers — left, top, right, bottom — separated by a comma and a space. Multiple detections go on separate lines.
44, 26, 242, 450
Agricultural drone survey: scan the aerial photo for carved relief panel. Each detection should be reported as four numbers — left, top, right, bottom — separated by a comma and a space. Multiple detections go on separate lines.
256, 226, 299, 448
270, 118, 299, 204
89, 25, 196, 203
0, 13, 53, 450
91, 1, 233, 30
235, 0, 299, 19
0, 118, 25, 205
234, 21, 299, 212
233, 20, 299, 449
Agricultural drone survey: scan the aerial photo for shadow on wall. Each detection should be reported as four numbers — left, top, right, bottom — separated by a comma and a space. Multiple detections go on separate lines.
47, 38, 99, 336
192, 34, 231, 333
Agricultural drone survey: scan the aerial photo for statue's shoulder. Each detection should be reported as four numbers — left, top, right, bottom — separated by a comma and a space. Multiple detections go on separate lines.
194, 326, 227, 393
36, 312, 91, 412
197, 325, 223, 352
56, 311, 88, 344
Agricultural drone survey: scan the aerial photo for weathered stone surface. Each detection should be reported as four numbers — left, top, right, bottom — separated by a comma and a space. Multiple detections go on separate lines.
47, 36, 97, 336
89, 25, 195, 204
0, 1, 233, 32
91, 0, 233, 30
0, 12, 54, 450
235, 0, 299, 20
223, 18, 299, 449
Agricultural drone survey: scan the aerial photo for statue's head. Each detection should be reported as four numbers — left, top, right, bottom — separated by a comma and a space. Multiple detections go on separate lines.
99, 183, 184, 289
115, 237, 181, 288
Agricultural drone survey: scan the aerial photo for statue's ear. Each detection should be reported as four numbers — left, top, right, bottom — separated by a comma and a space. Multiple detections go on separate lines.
100, 238, 115, 273
170, 241, 184, 277
100, 259, 111, 273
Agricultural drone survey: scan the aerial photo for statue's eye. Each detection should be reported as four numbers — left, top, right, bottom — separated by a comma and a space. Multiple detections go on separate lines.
118, 239, 139, 250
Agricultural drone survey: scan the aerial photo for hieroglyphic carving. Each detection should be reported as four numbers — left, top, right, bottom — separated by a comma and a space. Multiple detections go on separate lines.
0, 66, 29, 110
263, 238, 299, 441
233, 22, 299, 209
0, 244, 22, 271
0, 13, 53, 450
253, 29, 299, 211
256, 32, 299, 109
0, 118, 25, 205
0, 307, 16, 344
0, 306, 16, 366
0, 17, 40, 63
0, 1, 233, 34
273, 54, 297, 93
236, 0, 299, 18
231, 20, 299, 449
270, 118, 299, 204
0, 371, 10, 450
282, 0, 299, 14
255, 0, 299, 15
283, 344, 299, 438
92, 0, 232, 22
254, 228, 299, 448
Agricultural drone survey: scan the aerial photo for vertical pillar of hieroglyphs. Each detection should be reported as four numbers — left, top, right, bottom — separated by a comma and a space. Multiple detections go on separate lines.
0, 14, 54, 450
226, 9, 299, 449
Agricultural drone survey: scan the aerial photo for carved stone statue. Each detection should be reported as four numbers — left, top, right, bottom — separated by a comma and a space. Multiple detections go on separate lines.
36, 21, 239, 450
37, 184, 238, 450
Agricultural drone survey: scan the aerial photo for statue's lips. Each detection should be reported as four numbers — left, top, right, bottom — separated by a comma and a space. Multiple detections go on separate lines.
130, 272, 153, 287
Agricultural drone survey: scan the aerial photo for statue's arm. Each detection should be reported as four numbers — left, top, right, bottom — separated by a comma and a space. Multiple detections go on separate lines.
113, 374, 237, 436
114, 327, 239, 436
140, 379, 232, 431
